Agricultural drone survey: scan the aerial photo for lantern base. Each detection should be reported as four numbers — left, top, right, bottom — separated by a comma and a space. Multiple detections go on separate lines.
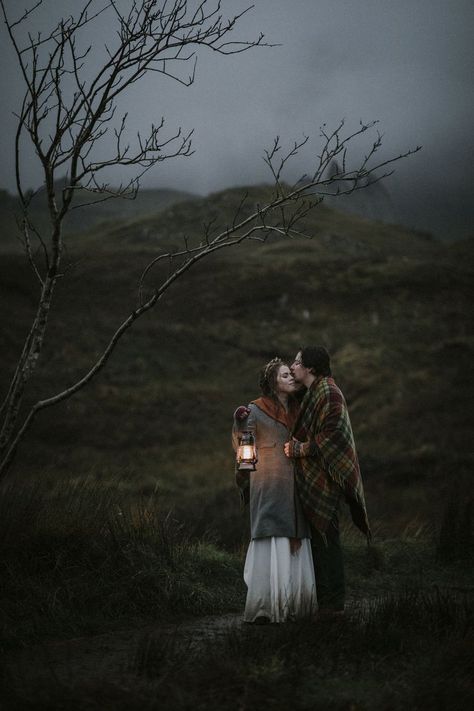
237, 462, 256, 471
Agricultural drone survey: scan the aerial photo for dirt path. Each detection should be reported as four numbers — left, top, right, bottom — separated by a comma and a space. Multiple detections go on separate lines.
3, 612, 244, 695
4, 600, 372, 701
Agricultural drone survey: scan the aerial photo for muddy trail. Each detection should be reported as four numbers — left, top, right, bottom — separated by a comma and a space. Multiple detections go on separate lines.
3, 588, 470, 711
3, 612, 244, 695
3, 596, 371, 699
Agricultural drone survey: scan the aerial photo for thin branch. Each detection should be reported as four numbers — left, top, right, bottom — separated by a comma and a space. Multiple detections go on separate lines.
8, 0, 43, 30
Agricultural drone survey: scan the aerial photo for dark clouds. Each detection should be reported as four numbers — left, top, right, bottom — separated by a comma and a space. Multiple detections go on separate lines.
0, 0, 472, 238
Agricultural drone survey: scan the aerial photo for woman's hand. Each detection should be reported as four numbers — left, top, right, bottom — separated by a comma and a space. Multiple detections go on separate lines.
234, 406, 250, 420
284, 441, 293, 457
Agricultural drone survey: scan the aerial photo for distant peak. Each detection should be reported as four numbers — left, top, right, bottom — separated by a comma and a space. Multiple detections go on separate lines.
328, 159, 342, 178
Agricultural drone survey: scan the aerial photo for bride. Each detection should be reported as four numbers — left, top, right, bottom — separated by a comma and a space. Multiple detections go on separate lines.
232, 357, 317, 623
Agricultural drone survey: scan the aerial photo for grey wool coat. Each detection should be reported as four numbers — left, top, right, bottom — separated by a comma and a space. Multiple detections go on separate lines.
233, 401, 311, 540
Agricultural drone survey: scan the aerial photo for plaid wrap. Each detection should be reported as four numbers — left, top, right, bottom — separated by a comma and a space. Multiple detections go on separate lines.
290, 376, 370, 538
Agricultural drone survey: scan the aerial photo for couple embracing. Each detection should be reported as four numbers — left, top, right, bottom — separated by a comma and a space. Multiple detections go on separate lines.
232, 346, 371, 624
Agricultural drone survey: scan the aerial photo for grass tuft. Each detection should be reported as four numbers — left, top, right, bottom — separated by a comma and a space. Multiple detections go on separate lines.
436, 478, 473, 563
0, 477, 245, 651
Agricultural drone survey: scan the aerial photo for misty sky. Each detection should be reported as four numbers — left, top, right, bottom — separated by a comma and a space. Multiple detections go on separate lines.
0, 0, 472, 238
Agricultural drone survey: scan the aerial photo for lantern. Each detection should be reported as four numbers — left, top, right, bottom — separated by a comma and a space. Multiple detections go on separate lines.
236, 430, 257, 471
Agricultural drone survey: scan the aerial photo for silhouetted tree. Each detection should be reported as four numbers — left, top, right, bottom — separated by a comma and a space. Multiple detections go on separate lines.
0, 0, 419, 476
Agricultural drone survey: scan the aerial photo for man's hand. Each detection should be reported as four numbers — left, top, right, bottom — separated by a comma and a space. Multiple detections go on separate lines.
285, 438, 312, 458
234, 406, 250, 421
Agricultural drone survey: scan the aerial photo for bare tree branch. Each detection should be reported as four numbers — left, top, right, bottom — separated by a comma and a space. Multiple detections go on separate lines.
0, 0, 272, 474
0, 0, 420, 477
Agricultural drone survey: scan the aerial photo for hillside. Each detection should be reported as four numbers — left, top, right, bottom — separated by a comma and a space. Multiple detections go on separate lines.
0, 185, 473, 538
0, 185, 197, 253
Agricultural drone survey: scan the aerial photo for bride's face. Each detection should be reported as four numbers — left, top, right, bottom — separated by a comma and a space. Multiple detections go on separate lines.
276, 365, 296, 394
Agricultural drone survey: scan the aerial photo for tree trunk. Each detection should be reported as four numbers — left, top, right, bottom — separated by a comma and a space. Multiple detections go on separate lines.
0, 273, 57, 463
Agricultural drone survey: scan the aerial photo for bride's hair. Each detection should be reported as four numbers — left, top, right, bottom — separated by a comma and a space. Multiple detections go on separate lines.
259, 357, 285, 400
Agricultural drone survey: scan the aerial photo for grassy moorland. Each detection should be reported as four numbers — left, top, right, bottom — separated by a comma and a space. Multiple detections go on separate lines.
1, 186, 472, 522
0, 475, 472, 710
1, 185, 473, 708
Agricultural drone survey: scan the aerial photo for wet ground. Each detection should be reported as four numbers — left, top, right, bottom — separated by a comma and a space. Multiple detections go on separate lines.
3, 612, 244, 696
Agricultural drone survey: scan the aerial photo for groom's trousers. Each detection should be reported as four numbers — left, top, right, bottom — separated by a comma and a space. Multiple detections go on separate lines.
310, 516, 346, 612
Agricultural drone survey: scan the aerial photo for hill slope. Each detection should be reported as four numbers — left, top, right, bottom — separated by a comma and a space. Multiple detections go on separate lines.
0, 185, 472, 533
0, 185, 197, 253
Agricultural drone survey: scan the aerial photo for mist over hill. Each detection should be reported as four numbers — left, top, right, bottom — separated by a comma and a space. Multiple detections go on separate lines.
307, 159, 397, 226
1, 184, 472, 533
297, 160, 473, 242
2, 161, 472, 250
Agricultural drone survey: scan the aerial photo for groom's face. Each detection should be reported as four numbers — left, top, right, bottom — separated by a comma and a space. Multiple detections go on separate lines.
291, 351, 306, 383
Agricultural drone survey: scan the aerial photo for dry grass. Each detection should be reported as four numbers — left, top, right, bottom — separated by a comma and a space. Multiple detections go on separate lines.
0, 477, 245, 651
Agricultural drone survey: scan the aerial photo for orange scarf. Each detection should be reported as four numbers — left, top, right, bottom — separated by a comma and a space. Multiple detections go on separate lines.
251, 396, 299, 431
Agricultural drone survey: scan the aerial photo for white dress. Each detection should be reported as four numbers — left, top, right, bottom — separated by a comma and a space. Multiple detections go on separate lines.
243, 537, 317, 622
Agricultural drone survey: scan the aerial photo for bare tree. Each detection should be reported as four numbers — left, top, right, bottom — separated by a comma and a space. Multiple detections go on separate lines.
0, 0, 420, 478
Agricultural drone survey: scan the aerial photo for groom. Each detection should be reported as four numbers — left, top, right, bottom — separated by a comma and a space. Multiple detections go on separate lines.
284, 346, 370, 615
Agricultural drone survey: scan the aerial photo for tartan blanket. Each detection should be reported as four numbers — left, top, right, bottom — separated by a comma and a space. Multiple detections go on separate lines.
290, 376, 371, 538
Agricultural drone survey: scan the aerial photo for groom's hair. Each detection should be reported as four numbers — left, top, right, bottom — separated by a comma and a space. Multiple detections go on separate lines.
300, 346, 332, 377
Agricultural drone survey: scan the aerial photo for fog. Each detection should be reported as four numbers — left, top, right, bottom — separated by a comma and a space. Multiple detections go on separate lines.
0, 0, 472, 238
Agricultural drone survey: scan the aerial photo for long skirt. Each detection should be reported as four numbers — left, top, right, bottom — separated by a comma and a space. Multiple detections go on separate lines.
243, 537, 317, 623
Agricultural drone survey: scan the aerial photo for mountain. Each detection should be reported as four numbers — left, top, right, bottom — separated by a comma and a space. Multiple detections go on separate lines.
298, 159, 473, 242
314, 159, 397, 225
0, 185, 472, 535
0, 184, 197, 253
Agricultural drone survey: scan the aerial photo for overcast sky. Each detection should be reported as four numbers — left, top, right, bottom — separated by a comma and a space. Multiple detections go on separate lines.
0, 0, 472, 238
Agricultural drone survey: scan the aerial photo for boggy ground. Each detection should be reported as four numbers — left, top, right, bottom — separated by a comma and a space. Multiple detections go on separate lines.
3, 612, 242, 700
3, 587, 472, 711
1, 477, 472, 711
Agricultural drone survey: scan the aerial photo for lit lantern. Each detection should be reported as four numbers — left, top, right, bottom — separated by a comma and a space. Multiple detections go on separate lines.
236, 430, 257, 471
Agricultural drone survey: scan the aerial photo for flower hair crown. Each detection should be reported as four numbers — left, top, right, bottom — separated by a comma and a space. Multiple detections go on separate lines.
263, 357, 283, 382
